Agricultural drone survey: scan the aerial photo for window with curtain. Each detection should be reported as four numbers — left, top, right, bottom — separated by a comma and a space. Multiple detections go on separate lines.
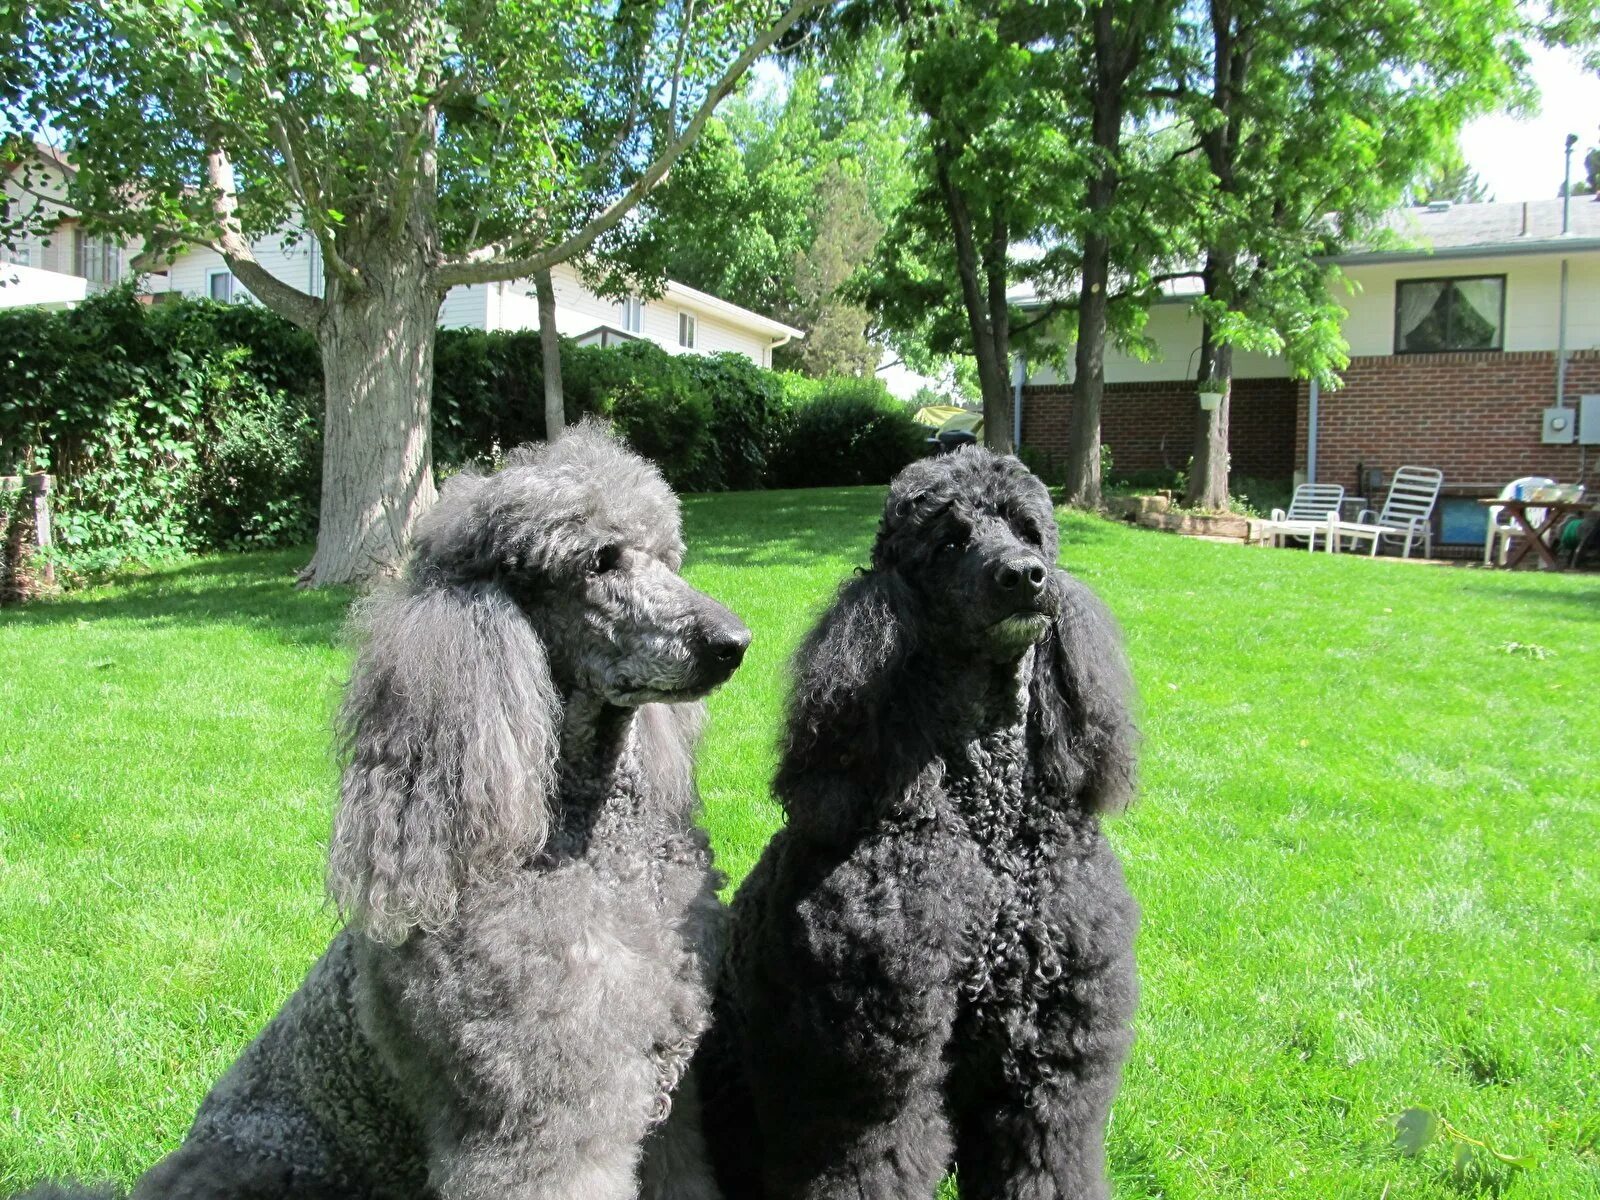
678, 310, 696, 349
1394, 275, 1504, 353
208, 269, 237, 302
622, 295, 644, 333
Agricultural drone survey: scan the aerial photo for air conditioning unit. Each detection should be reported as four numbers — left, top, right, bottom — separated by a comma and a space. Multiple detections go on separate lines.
1580, 395, 1600, 446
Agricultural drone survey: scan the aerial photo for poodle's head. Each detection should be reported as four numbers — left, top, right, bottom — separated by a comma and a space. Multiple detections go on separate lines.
411, 421, 750, 704
873, 447, 1060, 661
780, 446, 1136, 828
330, 421, 749, 943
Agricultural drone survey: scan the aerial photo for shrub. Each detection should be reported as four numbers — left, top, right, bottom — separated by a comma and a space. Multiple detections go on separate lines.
566, 341, 717, 492
768, 375, 926, 489
681, 353, 785, 492
0, 292, 935, 578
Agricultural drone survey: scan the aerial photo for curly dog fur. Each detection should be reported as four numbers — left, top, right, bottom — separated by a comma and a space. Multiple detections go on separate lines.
19, 422, 748, 1200
699, 447, 1140, 1200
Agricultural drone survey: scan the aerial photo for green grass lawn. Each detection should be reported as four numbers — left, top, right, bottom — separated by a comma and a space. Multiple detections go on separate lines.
2, 489, 1597, 1198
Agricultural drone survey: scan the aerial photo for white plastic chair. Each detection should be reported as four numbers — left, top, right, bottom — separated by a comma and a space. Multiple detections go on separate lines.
1260, 483, 1345, 550
1483, 476, 1556, 566
1330, 466, 1444, 558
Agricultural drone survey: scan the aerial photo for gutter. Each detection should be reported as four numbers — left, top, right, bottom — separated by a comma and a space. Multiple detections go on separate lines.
1011, 353, 1026, 449
1325, 237, 1600, 266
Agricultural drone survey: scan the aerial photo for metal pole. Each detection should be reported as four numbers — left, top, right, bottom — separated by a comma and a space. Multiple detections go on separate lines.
1563, 134, 1576, 235
1306, 377, 1319, 484
1011, 353, 1025, 451
1557, 258, 1569, 409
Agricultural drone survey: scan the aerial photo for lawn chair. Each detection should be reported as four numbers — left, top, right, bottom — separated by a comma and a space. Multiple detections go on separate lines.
1483, 476, 1556, 567
1329, 466, 1443, 558
1259, 483, 1345, 550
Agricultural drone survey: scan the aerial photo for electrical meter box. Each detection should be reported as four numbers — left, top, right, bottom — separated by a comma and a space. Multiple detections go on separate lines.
1579, 395, 1600, 446
1542, 406, 1576, 444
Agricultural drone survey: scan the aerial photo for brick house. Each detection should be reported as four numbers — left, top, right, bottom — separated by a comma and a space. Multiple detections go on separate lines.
1018, 197, 1600, 552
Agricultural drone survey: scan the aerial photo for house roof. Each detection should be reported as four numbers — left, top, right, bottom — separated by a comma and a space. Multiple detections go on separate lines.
1011, 197, 1600, 311
660, 277, 804, 341
1368, 197, 1600, 254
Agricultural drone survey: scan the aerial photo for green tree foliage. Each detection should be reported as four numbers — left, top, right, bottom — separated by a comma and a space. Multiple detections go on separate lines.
1413, 144, 1495, 204
622, 31, 917, 373
792, 164, 882, 376
0, 0, 818, 583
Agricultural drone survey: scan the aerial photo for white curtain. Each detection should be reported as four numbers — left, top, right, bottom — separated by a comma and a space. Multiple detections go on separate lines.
1397, 281, 1444, 350
1452, 278, 1502, 343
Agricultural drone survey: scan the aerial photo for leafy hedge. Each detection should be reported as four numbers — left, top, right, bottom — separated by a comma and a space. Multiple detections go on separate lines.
0, 289, 924, 575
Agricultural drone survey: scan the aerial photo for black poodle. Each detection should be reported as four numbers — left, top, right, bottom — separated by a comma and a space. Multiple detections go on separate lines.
699, 447, 1140, 1200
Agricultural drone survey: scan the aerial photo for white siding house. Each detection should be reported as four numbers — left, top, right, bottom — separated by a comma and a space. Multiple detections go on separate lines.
1, 152, 138, 309
162, 247, 802, 367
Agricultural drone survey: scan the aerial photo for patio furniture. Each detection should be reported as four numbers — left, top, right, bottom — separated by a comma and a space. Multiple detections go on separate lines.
1477, 491, 1593, 571
1259, 483, 1345, 550
1326, 466, 1444, 558
1483, 476, 1556, 566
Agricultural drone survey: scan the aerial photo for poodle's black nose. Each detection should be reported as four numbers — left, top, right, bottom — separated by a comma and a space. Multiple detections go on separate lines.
706, 622, 753, 668
994, 557, 1047, 598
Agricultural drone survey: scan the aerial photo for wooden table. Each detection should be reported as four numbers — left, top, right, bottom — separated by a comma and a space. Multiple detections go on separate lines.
1479, 497, 1593, 570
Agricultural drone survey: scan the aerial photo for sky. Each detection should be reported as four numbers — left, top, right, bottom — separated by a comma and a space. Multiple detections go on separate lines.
1460, 43, 1600, 201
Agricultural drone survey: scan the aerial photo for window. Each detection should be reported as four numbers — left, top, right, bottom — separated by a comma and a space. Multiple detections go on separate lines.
1394, 275, 1505, 353
73, 231, 120, 287
207, 268, 237, 303
677, 310, 697, 349
621, 295, 645, 333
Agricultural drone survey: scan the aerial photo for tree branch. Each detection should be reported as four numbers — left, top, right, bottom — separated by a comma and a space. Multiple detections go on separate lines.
205, 149, 323, 330
228, 18, 363, 292
437, 0, 823, 287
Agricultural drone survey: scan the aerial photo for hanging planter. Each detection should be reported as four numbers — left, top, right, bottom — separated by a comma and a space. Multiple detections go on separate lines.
1196, 377, 1227, 411
1197, 391, 1223, 411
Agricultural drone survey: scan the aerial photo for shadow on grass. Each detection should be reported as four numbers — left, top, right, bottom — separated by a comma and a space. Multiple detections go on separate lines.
682, 489, 885, 571
0, 548, 354, 651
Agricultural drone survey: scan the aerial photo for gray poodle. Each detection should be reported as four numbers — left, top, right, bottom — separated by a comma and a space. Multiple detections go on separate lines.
19, 422, 747, 1200
698, 447, 1140, 1200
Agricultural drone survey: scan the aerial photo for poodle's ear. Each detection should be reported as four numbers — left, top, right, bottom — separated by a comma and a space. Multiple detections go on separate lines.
329, 580, 560, 943
1028, 571, 1139, 813
776, 569, 919, 828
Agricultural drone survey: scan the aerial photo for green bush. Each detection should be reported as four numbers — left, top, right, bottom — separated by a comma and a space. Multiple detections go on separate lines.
0, 291, 931, 577
565, 341, 716, 492
681, 353, 786, 492
768, 375, 927, 489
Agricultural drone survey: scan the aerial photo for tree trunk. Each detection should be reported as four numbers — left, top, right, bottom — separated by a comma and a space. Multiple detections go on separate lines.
1185, 327, 1231, 510
935, 153, 1013, 454
1063, 2, 1125, 508
302, 251, 443, 587
534, 269, 566, 440
1064, 252, 1108, 507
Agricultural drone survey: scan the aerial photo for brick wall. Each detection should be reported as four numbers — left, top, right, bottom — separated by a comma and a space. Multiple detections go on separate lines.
1293, 349, 1600, 492
1020, 377, 1298, 479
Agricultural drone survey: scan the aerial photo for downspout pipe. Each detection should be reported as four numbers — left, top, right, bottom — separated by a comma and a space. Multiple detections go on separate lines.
1012, 353, 1026, 451
1306, 377, 1319, 484
1558, 135, 1576, 412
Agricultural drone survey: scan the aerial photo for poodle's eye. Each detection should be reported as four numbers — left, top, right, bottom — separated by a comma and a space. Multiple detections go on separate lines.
590, 543, 624, 576
1021, 524, 1044, 547
936, 529, 969, 555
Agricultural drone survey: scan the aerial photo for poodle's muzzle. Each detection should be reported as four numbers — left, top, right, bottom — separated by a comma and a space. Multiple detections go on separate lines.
686, 592, 752, 692
976, 540, 1059, 654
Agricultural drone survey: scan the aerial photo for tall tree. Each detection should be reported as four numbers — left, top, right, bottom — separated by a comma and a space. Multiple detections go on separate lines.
2, 0, 817, 584
1053, 0, 1188, 507
793, 163, 882, 376
859, 2, 1076, 452
1174, 0, 1528, 509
